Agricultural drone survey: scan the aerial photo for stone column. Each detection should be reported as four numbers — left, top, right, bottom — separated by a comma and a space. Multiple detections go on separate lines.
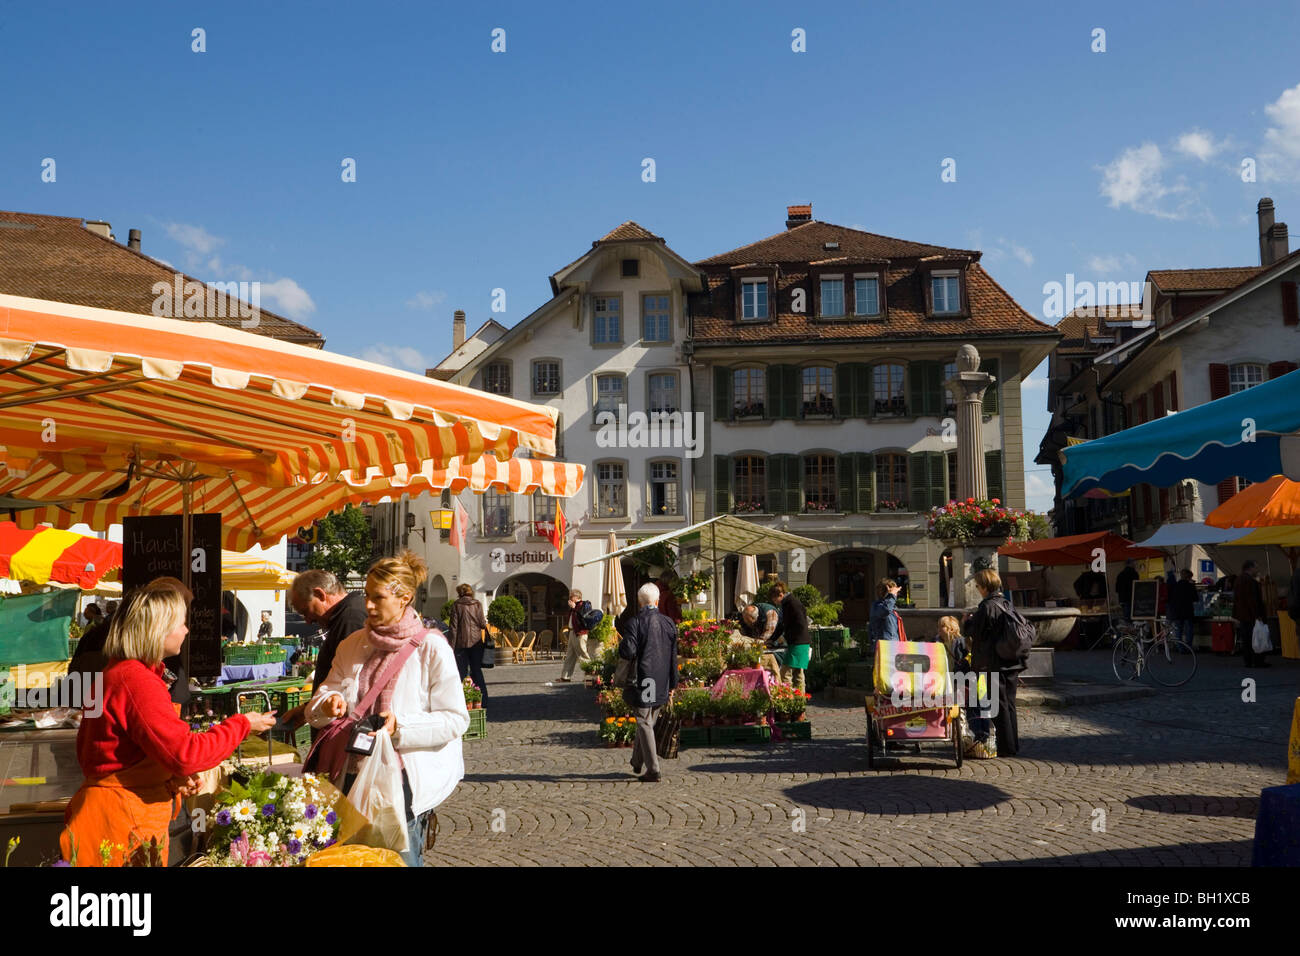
945, 344, 995, 502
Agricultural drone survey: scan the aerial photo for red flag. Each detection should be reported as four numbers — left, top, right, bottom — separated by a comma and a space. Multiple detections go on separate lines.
547, 503, 566, 559
449, 499, 469, 555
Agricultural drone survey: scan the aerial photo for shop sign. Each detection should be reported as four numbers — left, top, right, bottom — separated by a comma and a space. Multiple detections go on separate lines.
489, 547, 556, 572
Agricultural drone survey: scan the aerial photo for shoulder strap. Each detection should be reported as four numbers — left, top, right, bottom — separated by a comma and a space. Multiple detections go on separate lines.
350, 632, 426, 719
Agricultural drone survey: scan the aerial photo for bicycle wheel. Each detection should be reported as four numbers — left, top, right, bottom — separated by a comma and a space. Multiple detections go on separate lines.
1112, 637, 1143, 681
1144, 639, 1197, 686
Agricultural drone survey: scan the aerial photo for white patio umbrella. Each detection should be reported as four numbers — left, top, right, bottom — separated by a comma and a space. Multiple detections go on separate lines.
601, 530, 627, 623
734, 553, 759, 612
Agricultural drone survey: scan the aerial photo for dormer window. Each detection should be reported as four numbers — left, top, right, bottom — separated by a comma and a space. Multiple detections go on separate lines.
622, 258, 639, 277
854, 275, 881, 317
819, 276, 845, 317
931, 271, 961, 314
741, 278, 769, 320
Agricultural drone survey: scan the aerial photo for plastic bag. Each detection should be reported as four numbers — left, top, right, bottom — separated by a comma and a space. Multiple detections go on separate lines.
345, 729, 408, 854
1252, 619, 1273, 655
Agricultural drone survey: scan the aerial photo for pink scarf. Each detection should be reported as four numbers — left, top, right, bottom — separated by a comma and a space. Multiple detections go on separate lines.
357, 606, 426, 717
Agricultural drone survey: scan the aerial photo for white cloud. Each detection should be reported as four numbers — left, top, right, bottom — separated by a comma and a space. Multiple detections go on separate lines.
1026, 472, 1055, 513
1097, 143, 1199, 220
969, 233, 1033, 267
1001, 238, 1034, 267
359, 343, 431, 373
1022, 370, 1049, 391
1261, 82, 1300, 181
1086, 253, 1138, 274
162, 222, 224, 256
258, 278, 316, 320
406, 290, 447, 311
1174, 128, 1223, 162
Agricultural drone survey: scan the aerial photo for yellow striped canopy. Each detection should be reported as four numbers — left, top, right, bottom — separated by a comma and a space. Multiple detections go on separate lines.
222, 551, 296, 590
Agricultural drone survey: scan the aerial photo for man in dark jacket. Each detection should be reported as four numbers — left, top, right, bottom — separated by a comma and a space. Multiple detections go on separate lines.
769, 582, 810, 692
1116, 560, 1140, 620
1168, 569, 1198, 647
961, 569, 1022, 758
449, 584, 490, 705
1234, 560, 1268, 668
618, 583, 678, 783
286, 569, 368, 717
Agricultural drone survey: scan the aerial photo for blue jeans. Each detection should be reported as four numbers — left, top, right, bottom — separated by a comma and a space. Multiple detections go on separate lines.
402, 810, 431, 867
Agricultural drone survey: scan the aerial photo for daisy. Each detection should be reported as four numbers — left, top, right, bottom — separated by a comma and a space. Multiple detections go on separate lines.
231, 800, 257, 823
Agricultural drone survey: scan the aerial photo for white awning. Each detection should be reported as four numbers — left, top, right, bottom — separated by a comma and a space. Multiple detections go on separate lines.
573, 515, 825, 567
1138, 523, 1253, 548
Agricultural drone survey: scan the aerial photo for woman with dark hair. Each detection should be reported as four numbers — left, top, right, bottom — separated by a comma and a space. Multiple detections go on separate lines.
768, 582, 810, 692
449, 583, 490, 704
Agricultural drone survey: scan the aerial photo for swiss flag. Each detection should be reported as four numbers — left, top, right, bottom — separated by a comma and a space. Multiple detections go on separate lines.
449, 499, 469, 555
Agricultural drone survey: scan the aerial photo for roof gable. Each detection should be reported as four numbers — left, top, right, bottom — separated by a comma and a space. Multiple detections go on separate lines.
696, 220, 978, 266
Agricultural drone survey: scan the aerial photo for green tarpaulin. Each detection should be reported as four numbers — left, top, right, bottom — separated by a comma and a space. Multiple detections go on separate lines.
0, 589, 77, 666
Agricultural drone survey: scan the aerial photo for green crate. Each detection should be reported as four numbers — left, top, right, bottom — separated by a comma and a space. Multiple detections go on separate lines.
773, 721, 813, 740
0, 668, 12, 716
223, 645, 287, 665
678, 726, 710, 749
710, 724, 772, 746
464, 708, 487, 741
273, 723, 312, 758
68, 637, 80, 658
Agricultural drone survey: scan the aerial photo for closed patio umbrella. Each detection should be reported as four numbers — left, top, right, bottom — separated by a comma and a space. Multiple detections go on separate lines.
601, 531, 627, 624
734, 553, 759, 612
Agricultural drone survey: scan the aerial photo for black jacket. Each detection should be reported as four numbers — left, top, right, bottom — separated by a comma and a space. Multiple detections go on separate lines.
311, 590, 369, 691
1169, 580, 1197, 620
963, 591, 1021, 673
1116, 568, 1139, 606
618, 606, 678, 709
1290, 564, 1300, 621
773, 594, 810, 646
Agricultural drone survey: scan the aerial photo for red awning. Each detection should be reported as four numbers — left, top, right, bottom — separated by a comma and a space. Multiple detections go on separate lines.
999, 531, 1162, 566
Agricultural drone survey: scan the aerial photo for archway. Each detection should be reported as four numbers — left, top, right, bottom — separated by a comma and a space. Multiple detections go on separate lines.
423, 574, 449, 619
500, 572, 570, 642
807, 548, 906, 630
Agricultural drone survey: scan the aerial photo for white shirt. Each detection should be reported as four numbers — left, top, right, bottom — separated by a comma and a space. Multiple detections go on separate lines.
306, 627, 470, 816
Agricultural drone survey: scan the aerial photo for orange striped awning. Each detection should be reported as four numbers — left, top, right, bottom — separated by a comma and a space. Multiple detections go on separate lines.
0, 521, 121, 587
0, 293, 558, 484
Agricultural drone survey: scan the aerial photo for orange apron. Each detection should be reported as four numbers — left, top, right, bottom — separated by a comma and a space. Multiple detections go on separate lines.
60, 757, 180, 867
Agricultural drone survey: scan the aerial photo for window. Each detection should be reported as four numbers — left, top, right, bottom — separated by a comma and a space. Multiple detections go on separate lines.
875, 453, 908, 509
803, 454, 836, 512
532, 494, 557, 537
595, 374, 625, 421
820, 277, 844, 317
741, 279, 768, 320
642, 294, 671, 342
931, 272, 961, 314
484, 362, 511, 395
648, 460, 680, 516
801, 366, 834, 416
532, 360, 560, 396
596, 462, 627, 517
648, 372, 679, 414
733, 367, 766, 417
943, 361, 957, 415
873, 363, 906, 417
946, 450, 957, 504
854, 276, 880, 316
594, 296, 622, 344
1229, 363, 1265, 393
621, 258, 639, 278
482, 488, 512, 536
733, 455, 766, 512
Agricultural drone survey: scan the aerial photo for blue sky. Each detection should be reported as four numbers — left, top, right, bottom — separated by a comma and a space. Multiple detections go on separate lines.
5, 1, 1300, 513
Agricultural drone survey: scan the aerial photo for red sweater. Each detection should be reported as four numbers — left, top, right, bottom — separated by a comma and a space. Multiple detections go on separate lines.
76, 659, 251, 779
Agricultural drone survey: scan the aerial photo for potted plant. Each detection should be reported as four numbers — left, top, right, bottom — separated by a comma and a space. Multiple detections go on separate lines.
462, 678, 483, 710
748, 688, 772, 726
487, 595, 526, 633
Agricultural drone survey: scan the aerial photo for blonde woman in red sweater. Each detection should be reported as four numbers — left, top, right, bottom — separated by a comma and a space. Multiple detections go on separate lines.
61, 587, 277, 866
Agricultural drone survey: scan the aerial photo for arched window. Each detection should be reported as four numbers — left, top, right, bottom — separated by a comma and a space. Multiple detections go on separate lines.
648, 459, 681, 516
733, 455, 767, 513
873, 363, 906, 417
482, 488, 512, 536
732, 367, 766, 418
803, 454, 837, 512
594, 461, 627, 518
874, 453, 908, 510
801, 366, 834, 417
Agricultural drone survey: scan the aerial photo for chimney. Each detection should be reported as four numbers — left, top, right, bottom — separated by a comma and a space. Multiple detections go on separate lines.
127, 228, 141, 252
1268, 222, 1289, 265
452, 309, 466, 349
1258, 198, 1276, 265
84, 220, 113, 240
785, 204, 812, 230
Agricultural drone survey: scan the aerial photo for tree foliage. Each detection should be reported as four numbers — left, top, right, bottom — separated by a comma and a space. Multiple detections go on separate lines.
306, 505, 373, 582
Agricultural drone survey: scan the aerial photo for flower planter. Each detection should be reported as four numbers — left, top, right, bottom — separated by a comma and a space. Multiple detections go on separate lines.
711, 725, 772, 745
464, 708, 488, 741
773, 721, 813, 741
678, 726, 711, 748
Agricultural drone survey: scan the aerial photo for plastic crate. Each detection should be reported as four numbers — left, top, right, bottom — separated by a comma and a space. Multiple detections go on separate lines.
0, 668, 12, 715
224, 645, 287, 665
464, 708, 487, 741
711, 724, 772, 745
273, 723, 312, 758
772, 721, 812, 741
678, 726, 710, 749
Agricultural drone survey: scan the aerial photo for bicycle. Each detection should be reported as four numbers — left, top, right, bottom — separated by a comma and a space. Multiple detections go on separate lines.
1110, 619, 1198, 686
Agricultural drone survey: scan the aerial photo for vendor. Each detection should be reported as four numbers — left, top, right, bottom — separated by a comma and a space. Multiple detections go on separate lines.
257, 609, 274, 640
61, 587, 277, 866
739, 601, 780, 642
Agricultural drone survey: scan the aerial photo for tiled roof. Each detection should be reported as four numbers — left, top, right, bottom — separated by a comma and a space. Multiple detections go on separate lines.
1056, 305, 1136, 340
1147, 266, 1265, 292
596, 221, 663, 243
690, 223, 1054, 345
0, 210, 324, 345
696, 219, 977, 266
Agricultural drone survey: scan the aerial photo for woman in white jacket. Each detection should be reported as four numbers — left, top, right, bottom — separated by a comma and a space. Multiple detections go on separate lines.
306, 551, 469, 866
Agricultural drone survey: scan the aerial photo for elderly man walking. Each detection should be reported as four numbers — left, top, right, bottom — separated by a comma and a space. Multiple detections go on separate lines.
619, 583, 679, 783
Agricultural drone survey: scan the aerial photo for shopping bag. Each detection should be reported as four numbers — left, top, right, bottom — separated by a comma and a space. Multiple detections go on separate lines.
1287, 697, 1300, 786
1252, 619, 1273, 654
345, 729, 408, 854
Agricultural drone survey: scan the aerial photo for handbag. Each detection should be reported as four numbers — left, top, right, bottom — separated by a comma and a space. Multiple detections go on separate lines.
654, 710, 680, 760
303, 632, 425, 784
1252, 619, 1273, 654
481, 635, 495, 669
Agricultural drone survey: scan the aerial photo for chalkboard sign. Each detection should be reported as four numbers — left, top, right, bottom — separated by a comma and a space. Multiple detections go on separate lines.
1130, 579, 1160, 621
122, 514, 223, 683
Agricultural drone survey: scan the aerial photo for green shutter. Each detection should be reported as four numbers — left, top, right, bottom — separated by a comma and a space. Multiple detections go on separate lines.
985, 449, 1004, 502
766, 454, 787, 513
928, 361, 945, 417
854, 452, 876, 512
765, 365, 781, 421
713, 366, 731, 421
838, 454, 855, 513
785, 454, 803, 514
714, 455, 732, 514
926, 451, 946, 510
835, 364, 853, 418
981, 358, 999, 416
908, 452, 929, 513
908, 363, 925, 419
782, 365, 800, 419
854, 364, 872, 417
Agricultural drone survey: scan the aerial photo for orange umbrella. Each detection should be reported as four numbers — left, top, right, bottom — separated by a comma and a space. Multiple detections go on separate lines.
1205, 475, 1300, 528
0, 521, 121, 587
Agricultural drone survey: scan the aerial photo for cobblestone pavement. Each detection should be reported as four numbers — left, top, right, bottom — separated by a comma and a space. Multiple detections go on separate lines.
426, 651, 1299, 866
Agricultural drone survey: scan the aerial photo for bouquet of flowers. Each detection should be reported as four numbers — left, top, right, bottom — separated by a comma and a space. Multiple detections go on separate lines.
205, 771, 343, 867
926, 498, 1034, 544
677, 617, 730, 657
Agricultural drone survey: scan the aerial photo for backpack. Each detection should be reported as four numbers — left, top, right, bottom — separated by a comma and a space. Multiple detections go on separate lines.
994, 600, 1035, 666
581, 606, 604, 631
